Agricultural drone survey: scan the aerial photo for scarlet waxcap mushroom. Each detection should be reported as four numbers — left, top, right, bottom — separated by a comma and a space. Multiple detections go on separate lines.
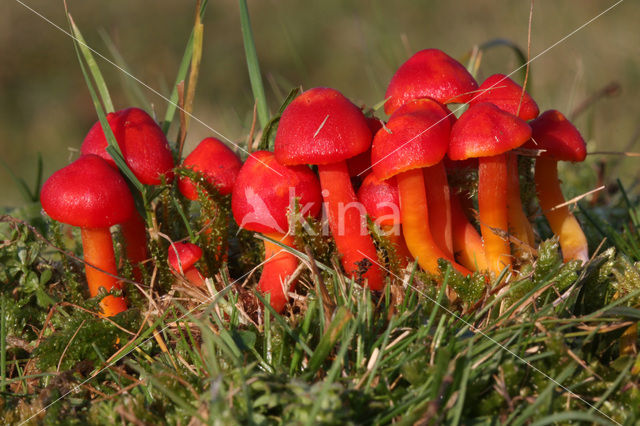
449, 103, 532, 275
469, 75, 539, 250
41, 155, 135, 228
178, 137, 242, 199
358, 173, 412, 267
470, 74, 539, 120
525, 110, 587, 161
274, 87, 384, 291
372, 98, 449, 180
449, 103, 532, 161
232, 151, 321, 235
384, 49, 479, 115
525, 110, 588, 263
168, 242, 206, 287
372, 98, 469, 276
358, 173, 400, 227
168, 242, 203, 272
232, 150, 322, 313
274, 87, 371, 165
81, 107, 175, 184
41, 154, 133, 316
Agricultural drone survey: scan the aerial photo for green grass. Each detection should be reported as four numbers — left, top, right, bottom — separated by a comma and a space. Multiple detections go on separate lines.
1, 1, 640, 424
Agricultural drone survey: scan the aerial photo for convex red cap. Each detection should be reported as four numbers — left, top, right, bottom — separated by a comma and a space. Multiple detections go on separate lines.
384, 49, 478, 115
41, 154, 135, 228
449, 103, 532, 161
372, 98, 450, 181
178, 137, 242, 199
524, 110, 586, 162
274, 87, 372, 165
232, 151, 322, 234
81, 107, 175, 184
357, 173, 400, 226
470, 74, 539, 120
168, 242, 203, 272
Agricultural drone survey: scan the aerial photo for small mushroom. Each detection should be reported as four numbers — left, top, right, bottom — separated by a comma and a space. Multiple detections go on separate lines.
471, 74, 540, 251
524, 110, 588, 263
81, 107, 175, 279
372, 98, 470, 276
41, 155, 134, 316
232, 151, 322, 313
178, 137, 243, 263
168, 242, 206, 287
449, 103, 532, 275
275, 87, 384, 291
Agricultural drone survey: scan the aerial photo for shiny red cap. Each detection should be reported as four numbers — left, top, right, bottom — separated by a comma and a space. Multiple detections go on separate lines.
168, 242, 203, 272
81, 107, 175, 184
372, 98, 450, 180
525, 110, 586, 162
274, 88, 372, 165
384, 49, 478, 115
232, 151, 322, 234
357, 173, 400, 226
41, 155, 135, 228
449, 103, 532, 160
178, 137, 242, 199
470, 74, 539, 120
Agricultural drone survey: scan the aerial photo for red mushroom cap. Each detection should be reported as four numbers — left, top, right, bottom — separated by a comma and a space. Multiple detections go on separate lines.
178, 137, 242, 199
524, 110, 586, 162
274, 87, 372, 166
232, 151, 322, 234
449, 103, 532, 161
372, 98, 450, 181
384, 49, 479, 115
357, 173, 400, 226
41, 154, 135, 228
470, 74, 539, 120
168, 242, 203, 272
81, 107, 175, 185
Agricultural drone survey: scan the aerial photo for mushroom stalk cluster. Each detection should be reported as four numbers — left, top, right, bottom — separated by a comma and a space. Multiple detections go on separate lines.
41, 48, 591, 316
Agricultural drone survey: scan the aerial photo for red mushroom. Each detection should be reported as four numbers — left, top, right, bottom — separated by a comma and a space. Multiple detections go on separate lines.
41, 155, 134, 316
178, 137, 242, 263
384, 48, 478, 115
372, 98, 470, 276
471, 74, 540, 251
358, 173, 412, 268
524, 110, 588, 263
168, 242, 206, 287
232, 151, 322, 312
81, 107, 175, 279
274, 87, 384, 291
449, 103, 532, 276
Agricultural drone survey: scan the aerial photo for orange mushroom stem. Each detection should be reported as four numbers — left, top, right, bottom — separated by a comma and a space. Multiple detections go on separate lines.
423, 162, 453, 258
258, 233, 299, 312
451, 192, 487, 271
478, 154, 511, 275
318, 162, 385, 289
534, 157, 588, 263
397, 168, 470, 275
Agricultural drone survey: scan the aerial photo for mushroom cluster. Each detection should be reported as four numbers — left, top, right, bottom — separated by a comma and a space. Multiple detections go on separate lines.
41, 48, 590, 316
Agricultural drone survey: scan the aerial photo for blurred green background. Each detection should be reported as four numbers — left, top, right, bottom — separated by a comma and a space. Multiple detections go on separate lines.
1, 0, 639, 207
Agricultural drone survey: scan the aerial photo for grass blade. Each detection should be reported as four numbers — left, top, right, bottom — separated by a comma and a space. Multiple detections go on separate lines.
67, 13, 114, 113
98, 29, 151, 110
238, 0, 269, 128
162, 1, 208, 135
